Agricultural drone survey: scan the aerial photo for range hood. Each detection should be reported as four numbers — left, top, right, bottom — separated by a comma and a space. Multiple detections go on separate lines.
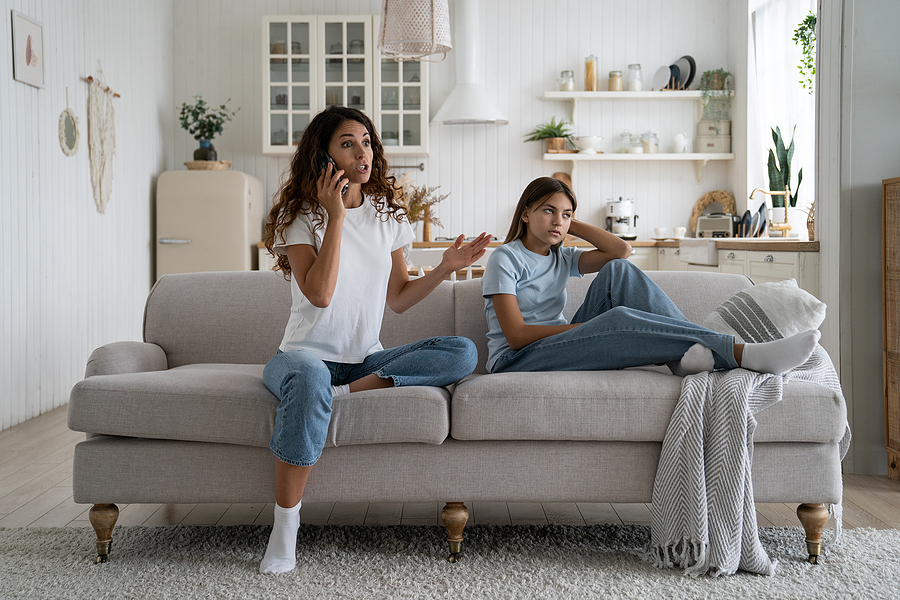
432, 0, 507, 125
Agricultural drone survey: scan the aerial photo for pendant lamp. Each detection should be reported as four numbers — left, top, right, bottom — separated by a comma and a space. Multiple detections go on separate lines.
378, 0, 452, 62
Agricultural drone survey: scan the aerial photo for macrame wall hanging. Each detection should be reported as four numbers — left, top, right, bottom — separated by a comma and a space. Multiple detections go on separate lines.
84, 64, 119, 214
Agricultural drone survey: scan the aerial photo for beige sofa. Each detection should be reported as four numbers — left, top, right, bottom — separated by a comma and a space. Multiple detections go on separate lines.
68, 270, 847, 564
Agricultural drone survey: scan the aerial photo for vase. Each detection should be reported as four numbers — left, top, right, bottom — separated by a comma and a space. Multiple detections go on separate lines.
193, 140, 217, 161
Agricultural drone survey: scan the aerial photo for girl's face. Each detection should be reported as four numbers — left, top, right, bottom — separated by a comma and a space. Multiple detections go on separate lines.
521, 192, 574, 254
327, 120, 374, 185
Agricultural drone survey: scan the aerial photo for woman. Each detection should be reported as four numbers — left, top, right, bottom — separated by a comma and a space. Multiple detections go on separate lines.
482, 176, 819, 378
261, 106, 490, 574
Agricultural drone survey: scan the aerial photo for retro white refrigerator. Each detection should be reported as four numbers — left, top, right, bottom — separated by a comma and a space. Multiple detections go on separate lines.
156, 170, 265, 279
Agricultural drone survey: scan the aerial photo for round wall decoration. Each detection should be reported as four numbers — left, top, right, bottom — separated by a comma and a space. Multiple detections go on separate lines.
59, 108, 79, 156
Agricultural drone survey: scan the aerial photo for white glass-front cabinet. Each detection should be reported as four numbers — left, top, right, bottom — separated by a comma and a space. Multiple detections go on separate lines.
263, 15, 428, 156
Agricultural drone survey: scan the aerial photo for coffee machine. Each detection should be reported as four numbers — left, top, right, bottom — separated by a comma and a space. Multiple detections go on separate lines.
605, 198, 639, 240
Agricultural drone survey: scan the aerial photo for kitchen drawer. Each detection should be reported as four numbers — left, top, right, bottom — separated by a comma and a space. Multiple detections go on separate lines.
657, 247, 685, 271
628, 247, 658, 271
748, 251, 799, 284
718, 249, 747, 276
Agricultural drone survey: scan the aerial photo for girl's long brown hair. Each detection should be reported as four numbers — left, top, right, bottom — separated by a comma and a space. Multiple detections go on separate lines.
264, 106, 406, 278
504, 177, 578, 250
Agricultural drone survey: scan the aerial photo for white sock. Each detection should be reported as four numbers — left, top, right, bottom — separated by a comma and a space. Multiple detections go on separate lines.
259, 500, 301, 575
332, 384, 350, 398
668, 343, 715, 377
740, 330, 821, 375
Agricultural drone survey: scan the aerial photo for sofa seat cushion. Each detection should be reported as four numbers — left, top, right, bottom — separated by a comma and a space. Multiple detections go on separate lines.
68, 364, 451, 448
450, 371, 847, 444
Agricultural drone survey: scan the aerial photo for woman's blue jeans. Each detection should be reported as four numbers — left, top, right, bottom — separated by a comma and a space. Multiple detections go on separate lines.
263, 336, 477, 466
491, 259, 739, 374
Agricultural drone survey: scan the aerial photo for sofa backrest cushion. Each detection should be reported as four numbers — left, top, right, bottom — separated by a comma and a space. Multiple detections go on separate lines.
456, 268, 753, 374
379, 280, 457, 349
145, 271, 291, 367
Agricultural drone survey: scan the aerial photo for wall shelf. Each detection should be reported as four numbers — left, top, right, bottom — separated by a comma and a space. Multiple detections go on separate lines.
543, 153, 735, 183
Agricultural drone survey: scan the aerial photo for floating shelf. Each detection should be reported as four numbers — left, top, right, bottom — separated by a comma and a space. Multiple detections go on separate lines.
543, 153, 735, 184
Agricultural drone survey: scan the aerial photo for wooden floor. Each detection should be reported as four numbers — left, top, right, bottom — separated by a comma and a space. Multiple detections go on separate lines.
3, 405, 900, 531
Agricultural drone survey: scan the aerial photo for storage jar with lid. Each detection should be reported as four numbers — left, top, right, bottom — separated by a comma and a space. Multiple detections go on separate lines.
626, 64, 643, 91
558, 70, 575, 91
628, 137, 644, 154
641, 131, 659, 154
584, 55, 599, 91
608, 70, 623, 91
618, 130, 633, 153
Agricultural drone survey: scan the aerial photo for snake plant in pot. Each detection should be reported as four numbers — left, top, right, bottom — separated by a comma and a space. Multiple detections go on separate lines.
767, 125, 807, 237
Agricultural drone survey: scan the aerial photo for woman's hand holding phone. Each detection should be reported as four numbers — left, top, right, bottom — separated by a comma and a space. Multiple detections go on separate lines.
316, 160, 348, 219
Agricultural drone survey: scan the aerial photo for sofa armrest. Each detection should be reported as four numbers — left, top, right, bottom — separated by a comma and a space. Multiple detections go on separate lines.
84, 341, 168, 377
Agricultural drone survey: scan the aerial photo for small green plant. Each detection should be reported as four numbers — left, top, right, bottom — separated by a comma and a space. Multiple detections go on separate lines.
793, 12, 817, 94
767, 125, 803, 208
699, 69, 733, 123
524, 117, 574, 144
179, 94, 239, 141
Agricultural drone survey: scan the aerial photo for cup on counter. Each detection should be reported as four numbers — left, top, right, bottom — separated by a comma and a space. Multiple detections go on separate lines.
652, 227, 667, 239
613, 224, 629, 234
672, 227, 687, 239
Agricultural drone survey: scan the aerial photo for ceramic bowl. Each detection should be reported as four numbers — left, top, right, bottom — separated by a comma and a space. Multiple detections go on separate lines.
574, 136, 603, 154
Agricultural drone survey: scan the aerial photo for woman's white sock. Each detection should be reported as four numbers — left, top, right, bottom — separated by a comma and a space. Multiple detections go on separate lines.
259, 500, 301, 575
668, 343, 715, 377
740, 330, 821, 375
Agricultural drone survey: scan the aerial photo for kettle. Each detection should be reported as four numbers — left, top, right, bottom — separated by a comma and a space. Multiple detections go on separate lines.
673, 132, 692, 153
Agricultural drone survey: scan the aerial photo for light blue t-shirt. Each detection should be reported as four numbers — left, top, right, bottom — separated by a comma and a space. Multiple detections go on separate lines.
482, 239, 585, 372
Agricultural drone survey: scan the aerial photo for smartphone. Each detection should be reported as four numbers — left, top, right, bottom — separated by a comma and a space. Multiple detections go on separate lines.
317, 150, 349, 196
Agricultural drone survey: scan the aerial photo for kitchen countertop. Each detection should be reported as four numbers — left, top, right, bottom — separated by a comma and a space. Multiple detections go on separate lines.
411, 238, 820, 252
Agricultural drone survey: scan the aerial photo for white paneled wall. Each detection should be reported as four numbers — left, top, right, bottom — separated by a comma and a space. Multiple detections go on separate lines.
173, 0, 741, 241
0, 0, 174, 430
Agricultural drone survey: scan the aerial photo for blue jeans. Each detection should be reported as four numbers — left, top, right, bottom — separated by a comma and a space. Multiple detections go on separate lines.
491, 259, 738, 374
263, 336, 477, 466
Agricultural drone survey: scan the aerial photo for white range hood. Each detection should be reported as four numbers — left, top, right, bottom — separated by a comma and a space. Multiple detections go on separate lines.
432, 0, 507, 125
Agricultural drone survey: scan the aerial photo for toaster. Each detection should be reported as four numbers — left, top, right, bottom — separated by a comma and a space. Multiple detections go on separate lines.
696, 214, 736, 238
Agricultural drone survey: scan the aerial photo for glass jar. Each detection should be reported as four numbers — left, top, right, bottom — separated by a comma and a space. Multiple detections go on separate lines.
627, 64, 643, 91
584, 55, 598, 91
628, 137, 644, 154
608, 71, 623, 91
558, 70, 575, 91
618, 130, 633, 153
641, 131, 659, 154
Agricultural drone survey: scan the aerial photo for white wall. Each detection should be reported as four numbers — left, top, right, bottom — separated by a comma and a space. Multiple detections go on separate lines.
0, 0, 174, 430
173, 0, 740, 241
837, 0, 900, 474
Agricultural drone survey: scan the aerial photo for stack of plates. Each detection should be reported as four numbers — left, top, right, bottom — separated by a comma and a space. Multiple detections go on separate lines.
651, 55, 696, 91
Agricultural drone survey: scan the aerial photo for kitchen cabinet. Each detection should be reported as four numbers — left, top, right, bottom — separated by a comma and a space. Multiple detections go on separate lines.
883, 176, 900, 479
541, 91, 735, 183
262, 15, 428, 156
718, 250, 748, 276
657, 247, 685, 271
627, 247, 657, 271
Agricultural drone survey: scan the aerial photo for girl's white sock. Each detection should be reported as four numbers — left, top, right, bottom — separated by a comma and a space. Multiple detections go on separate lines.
740, 330, 821, 375
259, 500, 301, 575
332, 384, 350, 397
668, 343, 715, 377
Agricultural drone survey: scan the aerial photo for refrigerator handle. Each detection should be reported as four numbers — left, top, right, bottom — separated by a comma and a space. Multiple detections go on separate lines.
159, 238, 191, 244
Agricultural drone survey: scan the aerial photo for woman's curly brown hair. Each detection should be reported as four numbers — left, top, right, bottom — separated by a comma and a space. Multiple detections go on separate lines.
264, 106, 407, 278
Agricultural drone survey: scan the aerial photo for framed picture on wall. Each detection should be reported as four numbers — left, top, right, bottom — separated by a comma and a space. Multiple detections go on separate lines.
11, 10, 44, 89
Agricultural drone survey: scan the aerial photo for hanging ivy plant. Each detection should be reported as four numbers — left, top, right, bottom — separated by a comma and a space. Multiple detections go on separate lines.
793, 12, 817, 94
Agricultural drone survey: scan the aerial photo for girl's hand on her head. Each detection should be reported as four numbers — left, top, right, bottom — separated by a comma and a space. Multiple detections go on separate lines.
316, 162, 347, 219
440, 232, 492, 272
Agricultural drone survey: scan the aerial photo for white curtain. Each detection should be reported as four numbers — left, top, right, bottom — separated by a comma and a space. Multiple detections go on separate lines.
749, 0, 816, 212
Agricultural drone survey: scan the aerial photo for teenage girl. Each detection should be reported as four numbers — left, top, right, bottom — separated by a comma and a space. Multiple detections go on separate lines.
261, 106, 491, 574
482, 176, 820, 378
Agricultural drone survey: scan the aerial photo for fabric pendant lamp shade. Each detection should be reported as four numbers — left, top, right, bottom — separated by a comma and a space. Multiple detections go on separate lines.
378, 0, 452, 61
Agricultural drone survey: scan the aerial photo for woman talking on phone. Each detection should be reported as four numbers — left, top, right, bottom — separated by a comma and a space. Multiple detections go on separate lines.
260, 106, 491, 574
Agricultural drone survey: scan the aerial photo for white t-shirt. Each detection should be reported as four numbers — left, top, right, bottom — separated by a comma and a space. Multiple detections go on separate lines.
481, 239, 584, 372
273, 198, 415, 363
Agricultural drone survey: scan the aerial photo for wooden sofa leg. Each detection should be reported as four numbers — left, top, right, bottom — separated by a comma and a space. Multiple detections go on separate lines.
89, 503, 119, 564
441, 502, 469, 563
796, 502, 829, 564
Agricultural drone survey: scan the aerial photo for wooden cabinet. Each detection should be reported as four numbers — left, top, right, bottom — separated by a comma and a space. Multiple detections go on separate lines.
657, 247, 685, 271
884, 177, 900, 479
262, 15, 428, 156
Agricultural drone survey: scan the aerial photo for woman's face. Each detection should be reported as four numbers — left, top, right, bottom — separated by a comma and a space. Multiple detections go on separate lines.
521, 192, 574, 251
327, 120, 374, 185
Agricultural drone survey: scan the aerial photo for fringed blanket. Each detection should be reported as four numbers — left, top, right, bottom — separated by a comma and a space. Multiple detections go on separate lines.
648, 346, 850, 576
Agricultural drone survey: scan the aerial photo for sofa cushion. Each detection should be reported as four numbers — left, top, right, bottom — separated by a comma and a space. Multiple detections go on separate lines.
450, 371, 847, 444
68, 364, 451, 447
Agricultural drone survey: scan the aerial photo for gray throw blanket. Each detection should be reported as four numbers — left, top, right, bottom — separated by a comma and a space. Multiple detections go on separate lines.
647, 346, 850, 576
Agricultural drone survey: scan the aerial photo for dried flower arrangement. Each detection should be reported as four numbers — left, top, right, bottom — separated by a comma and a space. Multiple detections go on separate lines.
396, 172, 447, 241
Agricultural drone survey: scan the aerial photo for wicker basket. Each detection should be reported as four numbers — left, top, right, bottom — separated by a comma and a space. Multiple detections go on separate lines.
184, 160, 232, 171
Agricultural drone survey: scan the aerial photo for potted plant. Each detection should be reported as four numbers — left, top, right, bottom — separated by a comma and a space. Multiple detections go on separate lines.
397, 172, 447, 243
179, 94, 239, 162
524, 117, 574, 153
793, 12, 816, 94
767, 125, 805, 236
698, 69, 733, 127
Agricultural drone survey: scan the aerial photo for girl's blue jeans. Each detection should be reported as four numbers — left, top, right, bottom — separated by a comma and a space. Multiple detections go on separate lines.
491, 259, 739, 374
263, 336, 477, 466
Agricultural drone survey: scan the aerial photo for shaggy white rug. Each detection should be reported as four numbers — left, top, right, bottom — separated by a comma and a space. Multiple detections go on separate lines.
1, 524, 896, 599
